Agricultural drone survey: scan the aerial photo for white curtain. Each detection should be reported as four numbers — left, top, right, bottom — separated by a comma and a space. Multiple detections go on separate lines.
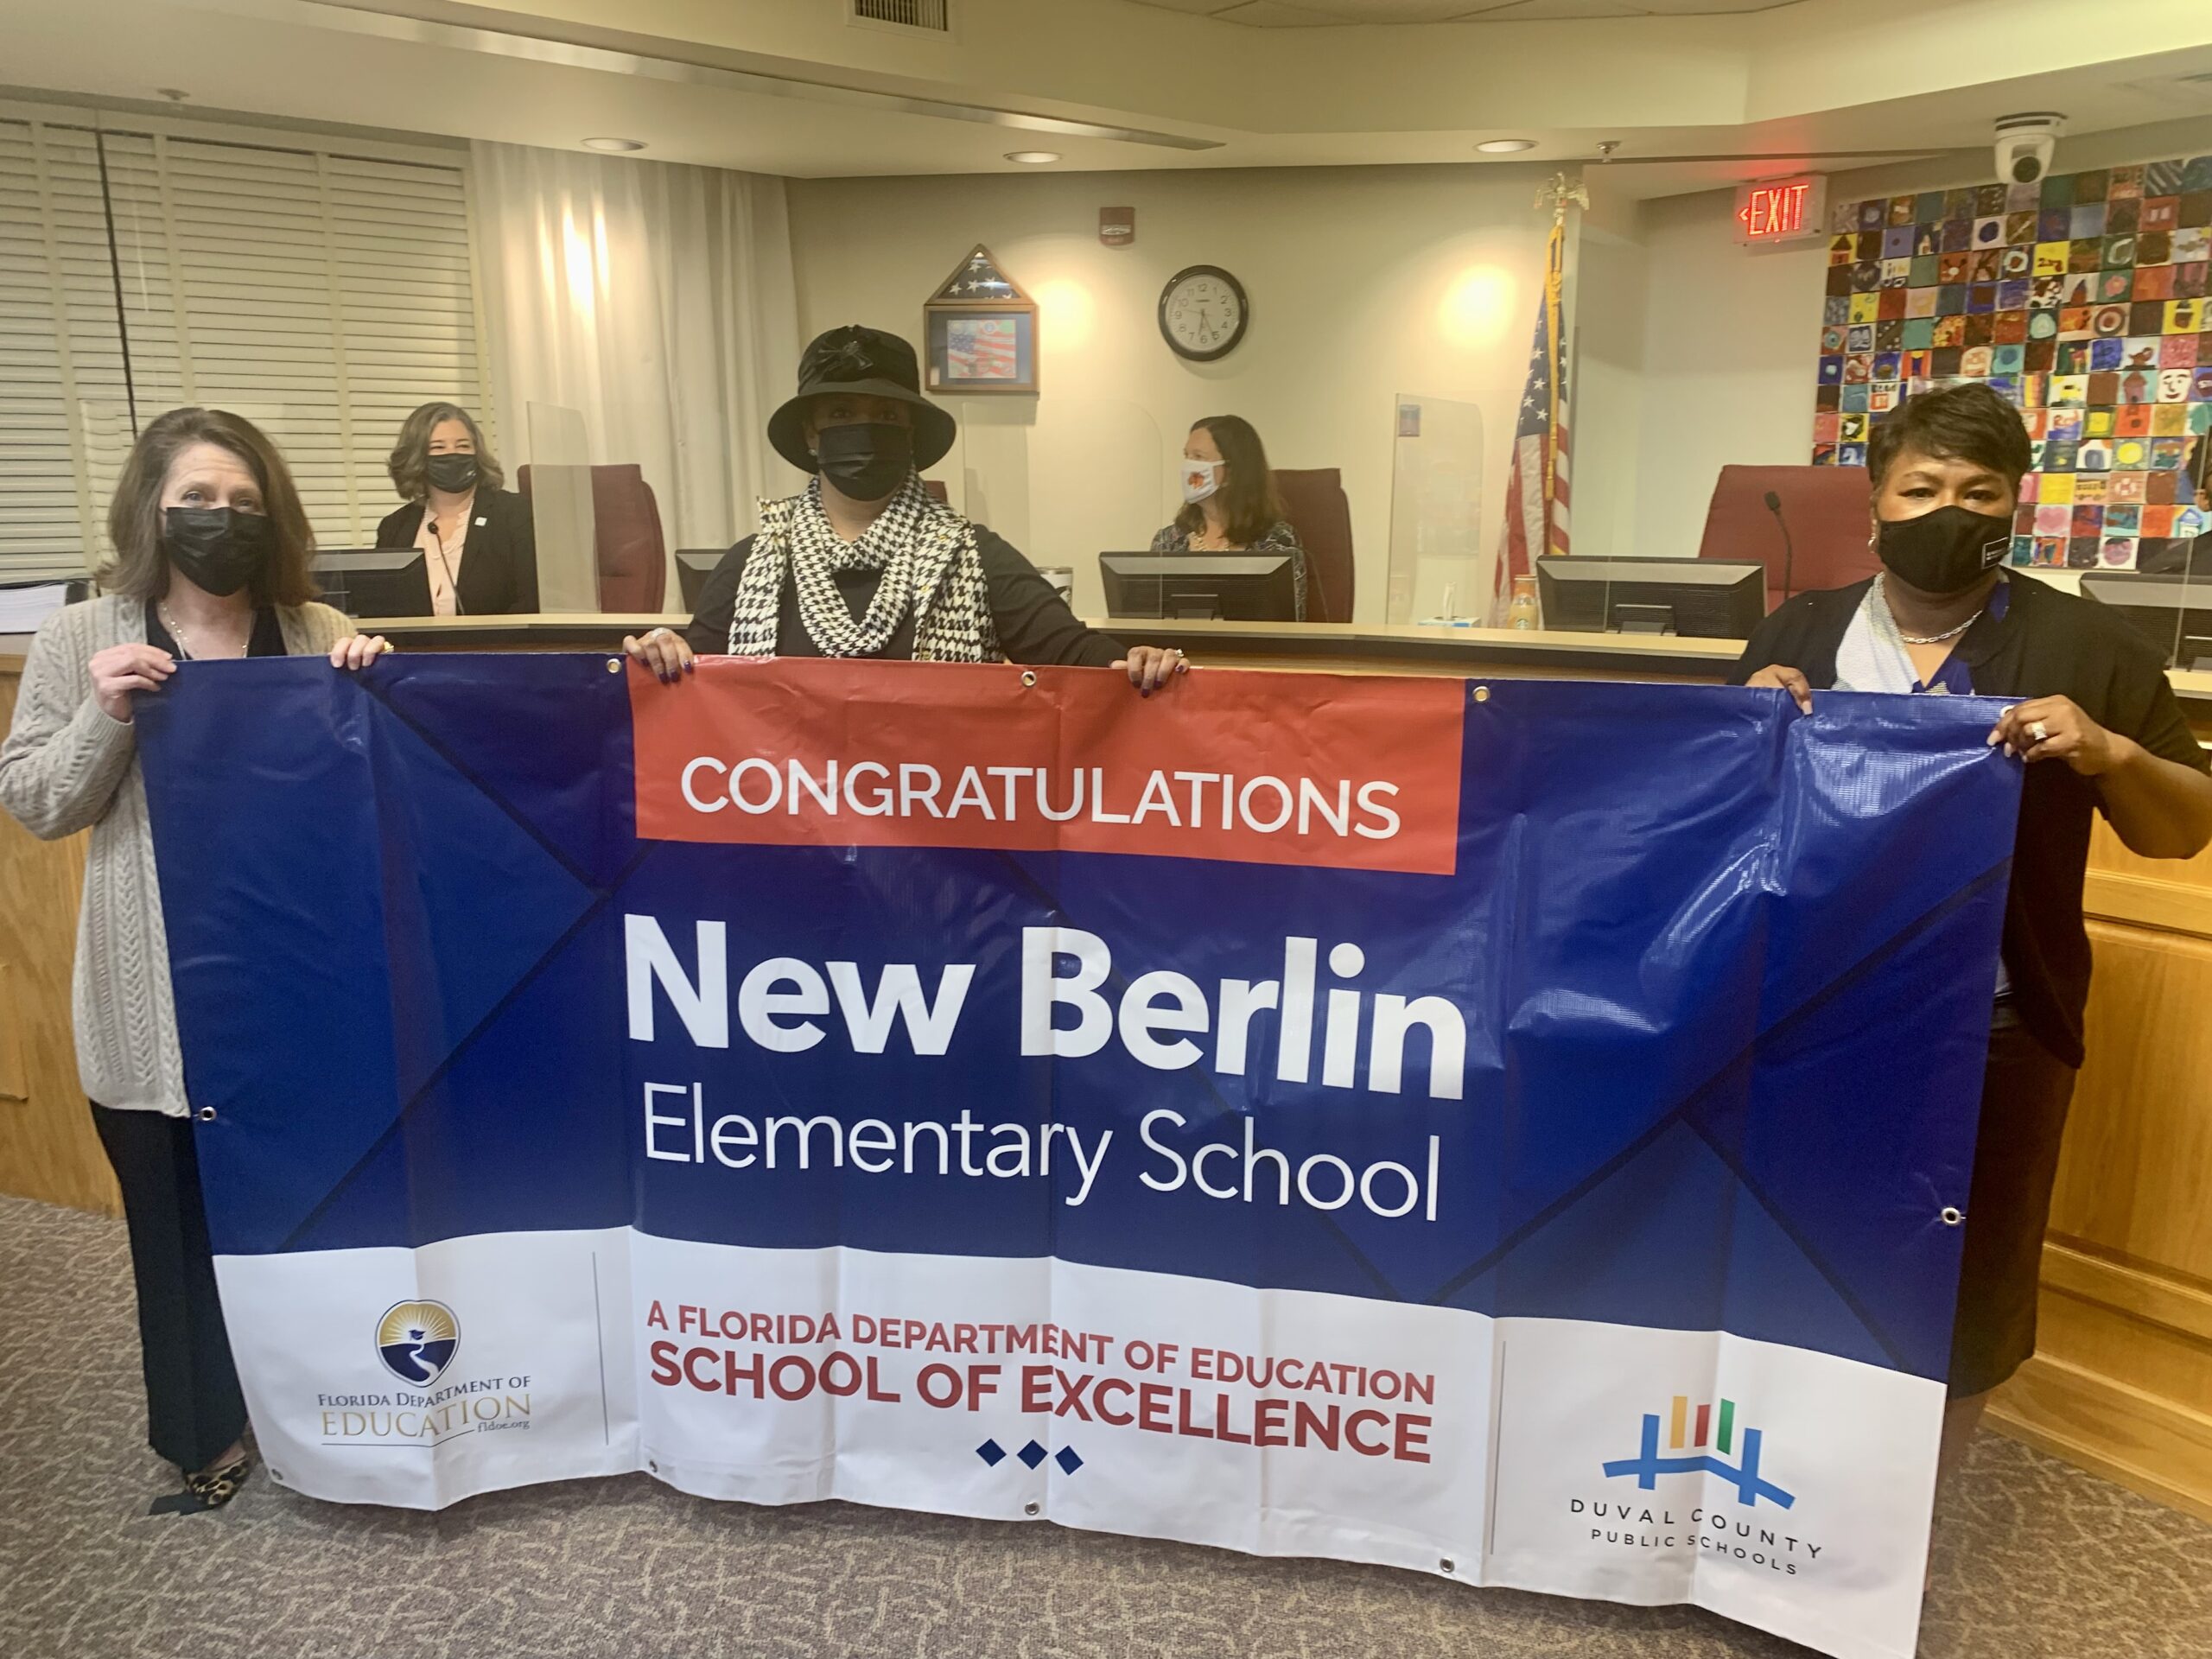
470, 141, 804, 556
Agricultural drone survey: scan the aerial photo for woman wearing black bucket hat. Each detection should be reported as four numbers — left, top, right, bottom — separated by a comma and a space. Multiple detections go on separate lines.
626, 325, 1186, 692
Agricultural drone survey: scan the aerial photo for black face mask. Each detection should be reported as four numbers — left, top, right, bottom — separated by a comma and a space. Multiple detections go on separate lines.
815, 423, 913, 503
425, 453, 480, 493
162, 507, 274, 598
1876, 504, 2012, 597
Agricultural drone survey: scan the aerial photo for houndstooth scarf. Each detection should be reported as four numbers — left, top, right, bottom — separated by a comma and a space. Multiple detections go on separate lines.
728, 475, 1000, 662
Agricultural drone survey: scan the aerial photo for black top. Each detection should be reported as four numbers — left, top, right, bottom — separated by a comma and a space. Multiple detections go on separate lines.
144, 600, 285, 659
1731, 570, 2207, 1068
682, 526, 1123, 668
374, 487, 540, 615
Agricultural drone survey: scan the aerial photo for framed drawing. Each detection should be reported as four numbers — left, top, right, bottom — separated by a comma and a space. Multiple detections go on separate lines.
924, 245, 1039, 395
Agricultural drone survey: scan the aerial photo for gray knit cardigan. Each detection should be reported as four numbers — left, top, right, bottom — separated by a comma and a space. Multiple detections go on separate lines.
0, 594, 354, 1116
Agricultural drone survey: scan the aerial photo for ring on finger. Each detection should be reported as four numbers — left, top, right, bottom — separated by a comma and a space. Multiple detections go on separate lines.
2028, 718, 2050, 743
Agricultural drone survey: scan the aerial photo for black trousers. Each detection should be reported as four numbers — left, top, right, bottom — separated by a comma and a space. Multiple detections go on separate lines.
1946, 1012, 2079, 1400
91, 1103, 249, 1471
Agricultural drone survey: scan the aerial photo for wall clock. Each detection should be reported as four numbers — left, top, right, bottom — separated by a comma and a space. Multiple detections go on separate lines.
1159, 265, 1249, 362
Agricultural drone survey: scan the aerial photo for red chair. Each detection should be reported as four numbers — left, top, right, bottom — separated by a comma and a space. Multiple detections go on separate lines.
1697, 465, 1881, 612
1273, 468, 1354, 623
518, 463, 668, 611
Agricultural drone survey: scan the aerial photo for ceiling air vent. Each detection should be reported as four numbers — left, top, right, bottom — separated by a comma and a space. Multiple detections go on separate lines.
849, 0, 952, 35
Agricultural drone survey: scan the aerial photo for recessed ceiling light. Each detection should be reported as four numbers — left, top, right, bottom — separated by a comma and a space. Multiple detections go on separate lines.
582, 137, 646, 152
1477, 139, 1537, 154
1005, 150, 1062, 165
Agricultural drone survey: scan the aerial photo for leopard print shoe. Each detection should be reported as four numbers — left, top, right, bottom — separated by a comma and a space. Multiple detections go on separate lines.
148, 1455, 252, 1516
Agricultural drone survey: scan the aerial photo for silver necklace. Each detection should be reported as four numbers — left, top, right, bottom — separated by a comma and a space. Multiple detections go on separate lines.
1880, 576, 1983, 645
158, 601, 248, 661
1896, 612, 1982, 645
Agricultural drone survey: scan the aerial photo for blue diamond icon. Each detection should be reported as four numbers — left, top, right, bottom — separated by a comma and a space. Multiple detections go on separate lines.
1055, 1446, 1084, 1475
976, 1439, 1006, 1466
1016, 1440, 1047, 1469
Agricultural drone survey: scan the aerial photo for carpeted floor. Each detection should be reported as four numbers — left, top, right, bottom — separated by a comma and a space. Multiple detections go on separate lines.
3, 1192, 2208, 1659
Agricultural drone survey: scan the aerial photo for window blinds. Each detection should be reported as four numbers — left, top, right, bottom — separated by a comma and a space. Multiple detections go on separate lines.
0, 117, 486, 582
0, 122, 124, 582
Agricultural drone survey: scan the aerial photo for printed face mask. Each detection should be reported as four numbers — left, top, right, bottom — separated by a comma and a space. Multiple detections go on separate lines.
1876, 504, 2012, 596
1180, 460, 1223, 505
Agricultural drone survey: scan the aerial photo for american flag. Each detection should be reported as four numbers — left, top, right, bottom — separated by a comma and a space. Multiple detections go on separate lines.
1494, 215, 1572, 618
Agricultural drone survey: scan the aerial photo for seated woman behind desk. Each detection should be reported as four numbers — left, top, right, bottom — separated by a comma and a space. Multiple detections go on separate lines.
376, 401, 538, 615
625, 325, 1184, 692
1731, 382, 2212, 1499
1151, 416, 1306, 620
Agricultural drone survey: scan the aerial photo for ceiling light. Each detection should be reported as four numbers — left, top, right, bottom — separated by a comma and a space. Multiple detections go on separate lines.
1005, 150, 1061, 165
582, 137, 646, 152
1477, 139, 1536, 154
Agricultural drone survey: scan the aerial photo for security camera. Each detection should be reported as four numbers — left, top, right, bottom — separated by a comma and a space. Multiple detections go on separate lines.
1994, 112, 2065, 186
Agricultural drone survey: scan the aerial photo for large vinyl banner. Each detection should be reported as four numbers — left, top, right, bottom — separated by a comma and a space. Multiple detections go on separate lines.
138, 656, 2020, 1659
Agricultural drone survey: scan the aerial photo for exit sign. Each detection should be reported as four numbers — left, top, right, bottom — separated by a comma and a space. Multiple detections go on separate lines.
1734, 175, 1827, 246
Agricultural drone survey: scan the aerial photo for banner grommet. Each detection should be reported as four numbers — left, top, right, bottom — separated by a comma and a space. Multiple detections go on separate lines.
1440, 1557, 1456, 1574
195, 1106, 216, 1122
607, 658, 623, 674
1471, 685, 1491, 703
1021, 671, 1038, 688
1024, 1500, 1040, 1516
1940, 1206, 1964, 1225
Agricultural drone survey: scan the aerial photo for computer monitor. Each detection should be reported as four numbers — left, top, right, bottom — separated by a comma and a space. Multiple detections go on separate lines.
315, 549, 432, 619
676, 550, 724, 612
2080, 570, 2212, 671
1098, 552, 1299, 621
1534, 556, 1769, 639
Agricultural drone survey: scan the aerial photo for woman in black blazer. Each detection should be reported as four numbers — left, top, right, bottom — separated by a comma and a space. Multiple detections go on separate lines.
376, 401, 539, 614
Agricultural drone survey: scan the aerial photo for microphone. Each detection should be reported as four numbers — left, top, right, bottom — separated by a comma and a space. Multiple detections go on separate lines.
1764, 489, 1796, 604
424, 512, 466, 615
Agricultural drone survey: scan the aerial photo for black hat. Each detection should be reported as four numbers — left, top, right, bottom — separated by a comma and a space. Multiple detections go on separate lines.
767, 325, 957, 475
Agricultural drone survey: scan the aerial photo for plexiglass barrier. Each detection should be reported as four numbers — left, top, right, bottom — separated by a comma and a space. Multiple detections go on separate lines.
1385, 394, 1484, 626
932, 398, 1165, 620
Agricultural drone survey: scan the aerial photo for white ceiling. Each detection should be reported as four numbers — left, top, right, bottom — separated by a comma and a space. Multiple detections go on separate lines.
1139, 0, 1794, 21
2, 0, 2209, 196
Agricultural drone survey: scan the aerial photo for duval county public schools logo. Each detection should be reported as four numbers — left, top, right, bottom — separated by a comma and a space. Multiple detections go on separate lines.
1602, 1395, 1795, 1510
376, 1300, 461, 1386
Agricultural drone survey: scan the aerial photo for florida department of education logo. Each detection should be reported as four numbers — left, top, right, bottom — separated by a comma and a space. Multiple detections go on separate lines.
376, 1300, 461, 1385
1602, 1395, 1795, 1510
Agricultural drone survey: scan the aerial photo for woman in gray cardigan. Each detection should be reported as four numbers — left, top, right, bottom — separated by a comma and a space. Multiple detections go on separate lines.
0, 408, 387, 1512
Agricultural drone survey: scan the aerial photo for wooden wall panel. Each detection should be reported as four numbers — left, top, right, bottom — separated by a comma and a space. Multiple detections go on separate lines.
1988, 824, 2212, 1522
0, 661, 120, 1215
